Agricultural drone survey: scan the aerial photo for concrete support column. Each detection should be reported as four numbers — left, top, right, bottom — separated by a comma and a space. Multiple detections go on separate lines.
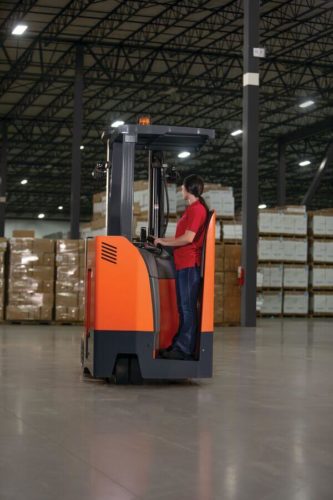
241, 0, 260, 327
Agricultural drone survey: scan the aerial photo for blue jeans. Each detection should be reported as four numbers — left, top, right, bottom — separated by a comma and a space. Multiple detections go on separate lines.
172, 266, 201, 355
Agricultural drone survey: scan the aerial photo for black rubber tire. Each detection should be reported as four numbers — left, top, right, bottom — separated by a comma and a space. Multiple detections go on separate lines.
114, 356, 130, 385
130, 357, 143, 385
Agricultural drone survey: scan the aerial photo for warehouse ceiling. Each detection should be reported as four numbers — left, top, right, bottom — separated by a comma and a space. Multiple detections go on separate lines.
0, 0, 332, 220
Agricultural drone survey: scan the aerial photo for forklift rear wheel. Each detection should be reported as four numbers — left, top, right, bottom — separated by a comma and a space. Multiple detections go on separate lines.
130, 356, 143, 385
113, 356, 130, 385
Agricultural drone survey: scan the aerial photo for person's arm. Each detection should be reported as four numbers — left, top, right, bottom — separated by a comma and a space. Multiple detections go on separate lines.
154, 230, 196, 247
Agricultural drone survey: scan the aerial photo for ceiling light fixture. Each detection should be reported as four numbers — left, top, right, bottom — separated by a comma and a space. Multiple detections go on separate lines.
58, 206, 63, 210
20, 179, 28, 185
231, 129, 243, 137
111, 120, 125, 127
299, 160, 311, 166
12, 25, 28, 35
178, 151, 191, 159
299, 100, 314, 109
38, 213, 45, 219
258, 204, 267, 209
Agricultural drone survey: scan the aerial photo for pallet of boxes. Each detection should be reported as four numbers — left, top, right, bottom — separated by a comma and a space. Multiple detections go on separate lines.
81, 191, 106, 238
0, 238, 7, 321
257, 206, 308, 317
308, 210, 333, 316
55, 240, 85, 323
6, 232, 55, 322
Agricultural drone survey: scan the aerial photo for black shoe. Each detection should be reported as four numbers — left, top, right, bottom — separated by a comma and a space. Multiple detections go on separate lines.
159, 345, 174, 356
162, 349, 193, 361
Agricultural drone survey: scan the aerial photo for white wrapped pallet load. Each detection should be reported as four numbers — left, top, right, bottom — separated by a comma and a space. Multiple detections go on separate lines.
294, 213, 307, 235
261, 291, 283, 315
289, 238, 308, 262
257, 264, 283, 288
283, 265, 309, 288
311, 240, 333, 263
203, 187, 235, 217
310, 214, 333, 237
283, 292, 309, 314
311, 293, 333, 314
221, 221, 242, 241
310, 267, 333, 288
257, 271, 264, 289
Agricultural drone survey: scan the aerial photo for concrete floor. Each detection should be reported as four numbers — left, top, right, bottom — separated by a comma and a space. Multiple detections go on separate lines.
0, 320, 333, 500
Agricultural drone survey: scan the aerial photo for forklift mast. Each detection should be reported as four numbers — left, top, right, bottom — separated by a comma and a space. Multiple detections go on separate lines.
102, 124, 215, 240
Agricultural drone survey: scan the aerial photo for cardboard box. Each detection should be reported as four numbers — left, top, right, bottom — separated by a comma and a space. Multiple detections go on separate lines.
283, 292, 309, 314
8, 292, 54, 307
260, 291, 282, 314
10, 238, 34, 251
91, 216, 106, 230
56, 292, 79, 308
310, 266, 333, 288
8, 278, 54, 294
33, 239, 55, 253
203, 188, 235, 217
0, 237, 7, 252
221, 221, 242, 241
6, 305, 40, 321
56, 240, 80, 253
215, 243, 241, 272
283, 265, 309, 288
9, 266, 54, 281
56, 253, 80, 266
56, 265, 80, 281
56, 278, 85, 293
310, 293, 333, 314
12, 230, 35, 238
257, 264, 283, 288
55, 306, 79, 322
10, 251, 55, 267
93, 191, 106, 204
309, 214, 333, 237
214, 282, 241, 324
311, 240, 333, 263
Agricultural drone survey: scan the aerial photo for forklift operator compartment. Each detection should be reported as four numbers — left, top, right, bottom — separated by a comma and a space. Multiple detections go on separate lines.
81, 124, 216, 384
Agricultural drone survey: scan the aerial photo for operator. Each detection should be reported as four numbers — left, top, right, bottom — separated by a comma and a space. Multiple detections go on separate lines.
154, 174, 209, 360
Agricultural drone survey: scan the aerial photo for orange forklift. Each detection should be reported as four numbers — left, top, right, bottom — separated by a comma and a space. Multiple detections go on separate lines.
81, 123, 216, 383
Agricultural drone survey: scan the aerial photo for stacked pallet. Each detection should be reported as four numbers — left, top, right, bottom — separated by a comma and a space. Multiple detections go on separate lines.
215, 242, 241, 325
6, 239, 55, 321
55, 240, 85, 323
308, 211, 333, 316
257, 207, 308, 316
0, 238, 7, 320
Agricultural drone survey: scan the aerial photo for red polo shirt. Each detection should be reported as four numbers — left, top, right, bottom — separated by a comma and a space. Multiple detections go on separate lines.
173, 200, 207, 271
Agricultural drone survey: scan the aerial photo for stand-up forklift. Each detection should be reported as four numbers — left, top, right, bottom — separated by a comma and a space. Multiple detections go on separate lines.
81, 123, 216, 383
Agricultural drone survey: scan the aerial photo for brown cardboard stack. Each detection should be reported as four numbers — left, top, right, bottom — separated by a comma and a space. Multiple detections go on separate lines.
215, 243, 241, 325
0, 238, 7, 320
55, 240, 85, 322
6, 239, 55, 321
